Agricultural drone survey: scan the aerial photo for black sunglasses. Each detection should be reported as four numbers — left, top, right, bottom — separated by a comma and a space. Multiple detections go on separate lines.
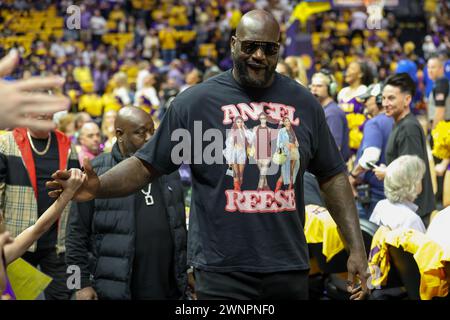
236, 38, 280, 56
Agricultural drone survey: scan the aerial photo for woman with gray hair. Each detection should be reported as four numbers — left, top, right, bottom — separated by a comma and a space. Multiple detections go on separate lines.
369, 155, 427, 232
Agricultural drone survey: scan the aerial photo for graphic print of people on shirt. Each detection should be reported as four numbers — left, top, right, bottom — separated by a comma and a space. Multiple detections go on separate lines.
224, 116, 254, 191
222, 107, 300, 214
275, 117, 300, 192
252, 112, 278, 191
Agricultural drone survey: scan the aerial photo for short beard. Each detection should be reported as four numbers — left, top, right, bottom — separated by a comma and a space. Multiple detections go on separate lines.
232, 55, 276, 88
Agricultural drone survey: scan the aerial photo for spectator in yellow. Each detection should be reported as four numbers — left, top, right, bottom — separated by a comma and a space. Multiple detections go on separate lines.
109, 4, 125, 22
169, 5, 189, 29
365, 39, 381, 65
78, 83, 104, 119
229, 5, 242, 30
159, 24, 178, 64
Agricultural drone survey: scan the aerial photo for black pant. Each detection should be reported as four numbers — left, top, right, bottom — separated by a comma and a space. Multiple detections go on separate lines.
22, 249, 71, 300
195, 269, 309, 300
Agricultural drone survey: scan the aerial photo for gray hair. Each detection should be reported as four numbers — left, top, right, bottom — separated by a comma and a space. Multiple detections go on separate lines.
384, 155, 425, 203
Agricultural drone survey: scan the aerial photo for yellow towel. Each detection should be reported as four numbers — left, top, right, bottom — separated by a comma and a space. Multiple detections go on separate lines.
7, 258, 52, 300
368, 227, 449, 299
305, 205, 345, 262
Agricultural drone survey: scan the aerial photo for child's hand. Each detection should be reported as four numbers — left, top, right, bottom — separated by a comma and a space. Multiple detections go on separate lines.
58, 169, 86, 196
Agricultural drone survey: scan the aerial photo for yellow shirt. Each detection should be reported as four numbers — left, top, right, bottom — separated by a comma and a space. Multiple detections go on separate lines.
368, 226, 392, 288
109, 9, 125, 21
386, 229, 449, 300
369, 227, 449, 299
78, 93, 104, 117
229, 10, 242, 30
102, 93, 122, 113
365, 46, 381, 64
304, 205, 345, 262
73, 66, 92, 84
169, 6, 189, 27
159, 28, 177, 50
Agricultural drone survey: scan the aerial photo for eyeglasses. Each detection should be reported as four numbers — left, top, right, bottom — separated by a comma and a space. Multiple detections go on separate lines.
236, 38, 280, 56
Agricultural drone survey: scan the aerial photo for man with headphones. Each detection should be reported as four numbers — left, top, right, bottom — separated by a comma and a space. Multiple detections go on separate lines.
348, 83, 394, 218
311, 70, 350, 162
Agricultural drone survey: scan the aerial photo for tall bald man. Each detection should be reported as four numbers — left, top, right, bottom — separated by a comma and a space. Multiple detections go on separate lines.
65, 107, 187, 300
51, 11, 369, 300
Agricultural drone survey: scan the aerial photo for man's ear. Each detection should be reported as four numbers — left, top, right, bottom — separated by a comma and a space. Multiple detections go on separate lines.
115, 127, 123, 139
231, 36, 237, 54
404, 94, 412, 107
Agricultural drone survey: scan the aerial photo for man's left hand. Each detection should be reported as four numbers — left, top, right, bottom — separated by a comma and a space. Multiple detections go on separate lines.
346, 251, 370, 300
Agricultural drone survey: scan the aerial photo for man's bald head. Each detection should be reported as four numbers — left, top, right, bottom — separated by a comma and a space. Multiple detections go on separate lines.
115, 107, 154, 158
79, 121, 101, 154
235, 10, 280, 42
79, 121, 99, 135
115, 107, 153, 130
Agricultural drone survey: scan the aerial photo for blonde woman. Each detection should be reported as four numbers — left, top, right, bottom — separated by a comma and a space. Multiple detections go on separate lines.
101, 110, 117, 153
285, 56, 308, 87
275, 117, 300, 192
224, 116, 253, 191
112, 72, 132, 107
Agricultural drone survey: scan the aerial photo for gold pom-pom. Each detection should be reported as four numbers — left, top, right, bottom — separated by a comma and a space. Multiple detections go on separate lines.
432, 121, 450, 160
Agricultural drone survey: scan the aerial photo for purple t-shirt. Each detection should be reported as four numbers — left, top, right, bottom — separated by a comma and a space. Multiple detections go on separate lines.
323, 101, 350, 161
356, 113, 394, 197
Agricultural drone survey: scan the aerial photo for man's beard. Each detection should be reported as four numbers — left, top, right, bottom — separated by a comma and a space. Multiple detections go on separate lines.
233, 57, 276, 88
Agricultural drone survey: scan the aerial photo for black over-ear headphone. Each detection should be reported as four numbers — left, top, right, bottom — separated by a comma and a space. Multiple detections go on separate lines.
319, 69, 338, 97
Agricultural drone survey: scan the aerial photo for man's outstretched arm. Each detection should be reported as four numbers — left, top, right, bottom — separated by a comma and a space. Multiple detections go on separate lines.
47, 156, 161, 201
96, 156, 160, 198
319, 171, 369, 299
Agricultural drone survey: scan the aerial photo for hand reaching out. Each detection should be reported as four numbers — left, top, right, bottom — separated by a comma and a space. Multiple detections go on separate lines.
57, 169, 86, 197
0, 50, 69, 131
47, 157, 99, 202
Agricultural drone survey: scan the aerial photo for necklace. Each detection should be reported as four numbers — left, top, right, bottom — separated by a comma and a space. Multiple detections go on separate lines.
141, 183, 154, 206
27, 131, 51, 156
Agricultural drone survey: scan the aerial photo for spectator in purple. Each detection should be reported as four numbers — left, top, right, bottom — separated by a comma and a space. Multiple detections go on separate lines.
167, 60, 185, 88
349, 84, 394, 218
80, 4, 93, 43
311, 70, 350, 162
93, 62, 109, 95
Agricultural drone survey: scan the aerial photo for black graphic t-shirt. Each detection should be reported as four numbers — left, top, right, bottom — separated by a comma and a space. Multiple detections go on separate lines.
135, 70, 346, 273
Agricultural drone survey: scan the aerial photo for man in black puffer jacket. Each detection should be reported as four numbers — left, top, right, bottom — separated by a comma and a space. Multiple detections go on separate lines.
65, 107, 187, 300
